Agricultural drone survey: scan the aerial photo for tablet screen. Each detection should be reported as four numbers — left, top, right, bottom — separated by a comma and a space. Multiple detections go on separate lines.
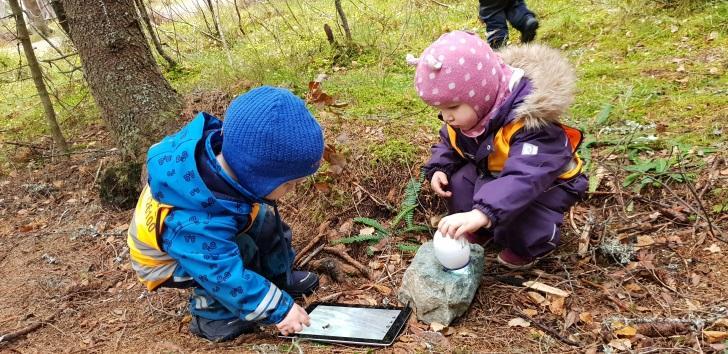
298, 305, 402, 340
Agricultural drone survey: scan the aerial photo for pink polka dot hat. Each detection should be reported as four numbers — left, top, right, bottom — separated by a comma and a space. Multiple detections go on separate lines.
408, 30, 513, 137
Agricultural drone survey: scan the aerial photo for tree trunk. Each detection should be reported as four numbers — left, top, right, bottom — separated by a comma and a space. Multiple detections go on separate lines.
21, 0, 51, 36
61, 0, 182, 161
133, 0, 177, 68
334, 0, 351, 42
49, 0, 70, 37
8, 0, 69, 154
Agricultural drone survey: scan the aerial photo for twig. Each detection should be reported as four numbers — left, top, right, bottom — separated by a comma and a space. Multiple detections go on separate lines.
678, 167, 724, 244
353, 182, 396, 211
89, 159, 104, 192
318, 292, 343, 302
297, 243, 325, 268
323, 247, 374, 280
0, 310, 62, 345
512, 308, 579, 346
294, 233, 324, 265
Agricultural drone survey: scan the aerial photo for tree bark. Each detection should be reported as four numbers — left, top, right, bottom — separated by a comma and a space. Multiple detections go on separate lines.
21, 0, 52, 36
8, 0, 69, 154
334, 0, 351, 42
133, 0, 177, 68
48, 0, 70, 36
61, 0, 182, 161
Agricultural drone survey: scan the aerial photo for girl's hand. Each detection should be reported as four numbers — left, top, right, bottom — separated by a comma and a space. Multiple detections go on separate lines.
431, 171, 452, 198
437, 209, 491, 239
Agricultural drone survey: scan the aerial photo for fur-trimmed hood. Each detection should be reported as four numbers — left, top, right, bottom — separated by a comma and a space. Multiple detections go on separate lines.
499, 44, 576, 129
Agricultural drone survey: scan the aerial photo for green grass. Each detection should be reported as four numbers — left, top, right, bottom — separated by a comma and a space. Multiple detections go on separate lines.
0, 0, 725, 166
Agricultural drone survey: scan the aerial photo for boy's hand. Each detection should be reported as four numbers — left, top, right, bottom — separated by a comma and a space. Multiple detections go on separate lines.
431, 171, 452, 198
438, 209, 491, 239
276, 303, 310, 336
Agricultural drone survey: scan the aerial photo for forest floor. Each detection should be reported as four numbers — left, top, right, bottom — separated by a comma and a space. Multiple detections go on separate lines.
1, 0, 727, 353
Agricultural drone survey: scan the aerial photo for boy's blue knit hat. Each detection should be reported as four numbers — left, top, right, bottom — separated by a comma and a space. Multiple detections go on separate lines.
222, 86, 324, 199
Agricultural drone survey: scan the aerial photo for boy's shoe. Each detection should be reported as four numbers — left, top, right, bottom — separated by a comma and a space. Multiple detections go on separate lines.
497, 248, 552, 270
280, 271, 319, 298
189, 316, 256, 342
520, 16, 539, 43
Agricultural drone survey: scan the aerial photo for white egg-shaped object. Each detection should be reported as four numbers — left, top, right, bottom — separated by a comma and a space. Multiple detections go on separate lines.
433, 230, 471, 270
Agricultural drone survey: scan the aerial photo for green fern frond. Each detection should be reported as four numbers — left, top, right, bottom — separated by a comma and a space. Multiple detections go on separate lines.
353, 217, 389, 235
390, 204, 416, 230
331, 233, 384, 245
397, 242, 420, 253
400, 224, 430, 234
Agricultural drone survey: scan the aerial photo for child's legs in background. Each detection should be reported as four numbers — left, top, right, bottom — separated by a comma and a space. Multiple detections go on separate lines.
504, 0, 535, 32
478, 0, 511, 48
240, 206, 295, 288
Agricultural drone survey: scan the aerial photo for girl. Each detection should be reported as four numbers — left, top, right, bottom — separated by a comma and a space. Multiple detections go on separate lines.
409, 31, 587, 269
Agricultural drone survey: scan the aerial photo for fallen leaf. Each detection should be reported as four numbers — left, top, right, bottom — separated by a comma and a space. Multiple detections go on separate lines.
527, 291, 546, 305
624, 283, 643, 293
691, 273, 701, 286
636, 235, 655, 248
714, 318, 728, 328
704, 243, 721, 254
709, 67, 720, 76
457, 330, 476, 337
707, 31, 719, 41
710, 343, 727, 351
313, 182, 330, 193
338, 219, 354, 235
360, 227, 375, 236
442, 327, 456, 336
608, 338, 632, 350
670, 25, 679, 33
430, 215, 443, 228
564, 310, 578, 330
548, 295, 565, 316
430, 322, 446, 332
372, 284, 392, 296
703, 330, 728, 343
676, 64, 686, 72
368, 260, 383, 270
579, 312, 594, 325
323, 144, 347, 175
508, 318, 531, 327
614, 325, 637, 337
522, 308, 538, 317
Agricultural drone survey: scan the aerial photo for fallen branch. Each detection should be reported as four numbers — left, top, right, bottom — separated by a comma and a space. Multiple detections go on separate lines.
323, 246, 374, 280
429, 0, 451, 7
513, 308, 579, 346
578, 213, 594, 257
0, 310, 62, 345
294, 233, 324, 265
297, 243, 325, 268
318, 292, 343, 302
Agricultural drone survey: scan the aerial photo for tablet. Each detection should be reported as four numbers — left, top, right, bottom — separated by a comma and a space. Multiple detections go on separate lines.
280, 302, 411, 346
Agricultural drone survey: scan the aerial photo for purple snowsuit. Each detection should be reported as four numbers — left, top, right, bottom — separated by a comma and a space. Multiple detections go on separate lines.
422, 45, 588, 258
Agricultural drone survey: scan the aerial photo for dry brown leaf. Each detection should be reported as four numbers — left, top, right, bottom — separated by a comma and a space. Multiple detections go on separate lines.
708, 31, 719, 41
564, 310, 578, 330
548, 295, 565, 316
704, 243, 722, 254
703, 330, 728, 343
368, 260, 383, 270
624, 283, 643, 293
360, 227, 375, 236
676, 64, 686, 72
442, 327, 456, 336
314, 182, 330, 193
389, 254, 402, 264
614, 325, 637, 337
372, 284, 392, 296
579, 312, 594, 325
457, 330, 476, 337
522, 308, 538, 317
527, 291, 547, 305
636, 235, 655, 248
338, 219, 354, 235
713, 318, 728, 329
430, 322, 446, 332
508, 318, 531, 327
608, 338, 632, 350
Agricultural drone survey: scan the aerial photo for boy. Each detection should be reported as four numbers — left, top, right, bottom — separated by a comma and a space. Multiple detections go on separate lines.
127, 86, 324, 341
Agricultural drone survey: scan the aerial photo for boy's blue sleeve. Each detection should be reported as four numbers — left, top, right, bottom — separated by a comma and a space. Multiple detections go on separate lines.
165, 217, 293, 325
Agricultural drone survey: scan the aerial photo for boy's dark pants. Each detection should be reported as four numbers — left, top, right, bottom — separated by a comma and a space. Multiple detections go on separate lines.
479, 0, 535, 48
162, 206, 295, 322
448, 163, 584, 258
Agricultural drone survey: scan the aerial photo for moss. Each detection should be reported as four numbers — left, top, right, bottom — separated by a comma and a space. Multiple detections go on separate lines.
99, 161, 143, 210
370, 138, 416, 166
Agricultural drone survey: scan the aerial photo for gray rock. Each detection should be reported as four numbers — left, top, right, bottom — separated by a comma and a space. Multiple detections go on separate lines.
397, 241, 484, 325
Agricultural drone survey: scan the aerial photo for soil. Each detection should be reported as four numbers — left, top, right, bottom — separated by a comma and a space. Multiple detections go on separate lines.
1, 91, 727, 353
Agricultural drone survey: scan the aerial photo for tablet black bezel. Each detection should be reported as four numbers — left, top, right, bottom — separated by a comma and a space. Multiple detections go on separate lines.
280, 302, 411, 346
